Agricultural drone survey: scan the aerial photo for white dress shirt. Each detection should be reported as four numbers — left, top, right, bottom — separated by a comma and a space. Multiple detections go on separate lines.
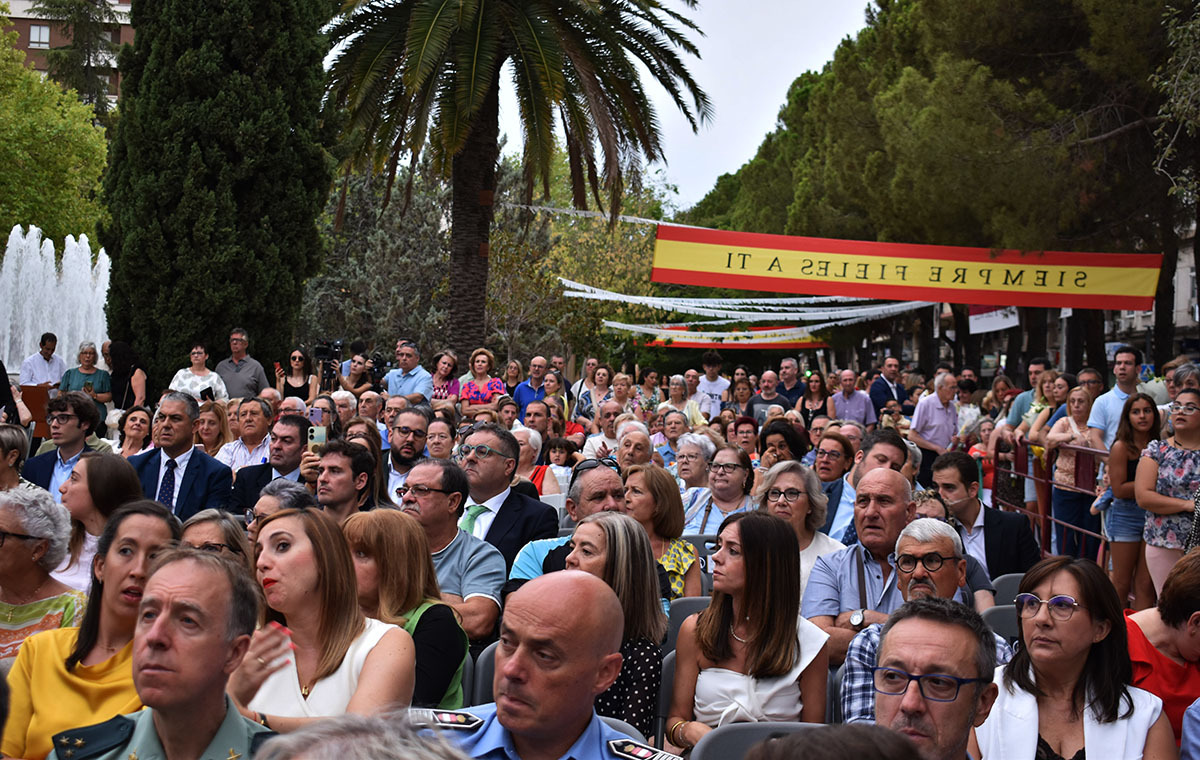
464, 487, 511, 540
156, 446, 195, 509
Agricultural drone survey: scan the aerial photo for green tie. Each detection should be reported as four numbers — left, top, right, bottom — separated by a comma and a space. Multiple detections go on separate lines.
459, 504, 490, 534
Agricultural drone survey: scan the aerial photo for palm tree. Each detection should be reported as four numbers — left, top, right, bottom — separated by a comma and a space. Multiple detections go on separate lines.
325, 0, 711, 355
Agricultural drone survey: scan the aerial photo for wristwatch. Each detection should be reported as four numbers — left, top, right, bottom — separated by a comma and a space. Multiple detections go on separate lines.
849, 609, 865, 630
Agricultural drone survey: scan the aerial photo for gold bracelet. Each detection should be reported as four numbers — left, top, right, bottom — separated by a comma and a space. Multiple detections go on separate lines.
669, 720, 688, 747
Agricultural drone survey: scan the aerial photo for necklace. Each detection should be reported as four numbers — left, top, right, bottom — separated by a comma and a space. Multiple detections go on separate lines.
2, 577, 52, 620
730, 625, 748, 644
300, 683, 311, 698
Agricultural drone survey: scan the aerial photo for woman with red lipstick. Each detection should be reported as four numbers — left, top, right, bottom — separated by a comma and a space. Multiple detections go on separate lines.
230, 508, 415, 731
971, 557, 1175, 760
2, 501, 181, 760
667, 512, 829, 751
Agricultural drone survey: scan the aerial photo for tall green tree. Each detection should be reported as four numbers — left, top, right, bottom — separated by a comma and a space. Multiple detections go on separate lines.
324, 0, 711, 358
30, 0, 120, 118
101, 0, 331, 383
0, 2, 106, 243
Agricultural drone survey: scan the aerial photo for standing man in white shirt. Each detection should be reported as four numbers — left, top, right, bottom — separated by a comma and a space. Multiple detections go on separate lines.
696, 351, 730, 420
19, 332, 67, 388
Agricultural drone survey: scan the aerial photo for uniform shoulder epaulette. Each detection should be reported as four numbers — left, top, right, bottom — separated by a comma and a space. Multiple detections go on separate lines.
249, 730, 277, 757
49, 715, 135, 760
408, 708, 484, 731
606, 738, 683, 760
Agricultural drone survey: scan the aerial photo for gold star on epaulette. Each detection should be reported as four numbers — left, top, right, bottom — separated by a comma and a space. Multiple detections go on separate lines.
227, 750, 242, 760
64, 751, 73, 759
129, 752, 138, 760
59, 738, 71, 746
74, 739, 85, 747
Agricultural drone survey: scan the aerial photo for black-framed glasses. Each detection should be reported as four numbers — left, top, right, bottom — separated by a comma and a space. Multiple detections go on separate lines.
569, 457, 621, 491
391, 426, 428, 439
815, 449, 844, 461
676, 453, 702, 463
244, 509, 260, 525
46, 413, 78, 425
458, 443, 513, 460
707, 462, 746, 474
766, 488, 804, 503
0, 530, 42, 547
895, 552, 957, 573
395, 484, 450, 499
185, 541, 243, 556
1014, 593, 1083, 621
872, 667, 988, 702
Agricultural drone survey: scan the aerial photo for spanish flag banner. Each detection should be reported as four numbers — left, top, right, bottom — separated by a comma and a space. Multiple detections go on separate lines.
652, 226, 1162, 311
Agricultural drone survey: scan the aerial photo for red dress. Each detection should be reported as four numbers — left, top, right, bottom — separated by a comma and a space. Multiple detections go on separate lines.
1126, 610, 1200, 744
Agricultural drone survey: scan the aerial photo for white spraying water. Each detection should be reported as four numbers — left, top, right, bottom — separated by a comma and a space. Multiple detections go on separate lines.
0, 225, 111, 374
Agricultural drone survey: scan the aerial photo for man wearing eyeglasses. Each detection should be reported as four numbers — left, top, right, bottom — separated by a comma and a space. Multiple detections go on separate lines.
22, 392, 100, 502
842, 519, 1011, 726
872, 596, 999, 760
458, 423, 557, 573
387, 406, 433, 494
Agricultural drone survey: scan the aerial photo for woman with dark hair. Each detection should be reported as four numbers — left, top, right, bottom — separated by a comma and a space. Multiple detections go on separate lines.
799, 373, 832, 429
1137, 387, 1200, 594
667, 512, 829, 750
756, 418, 809, 474
114, 405, 153, 458
336, 353, 373, 398
343, 417, 393, 508
566, 511, 668, 739
2, 501, 181, 760
425, 418, 456, 460
682, 445, 756, 534
577, 364, 614, 425
169, 342, 228, 402
971, 556, 1174, 760
745, 724, 921, 760
723, 377, 755, 419
1126, 549, 1200, 746
636, 367, 662, 413
54, 452, 145, 590
622, 464, 700, 599
342, 509, 467, 709
279, 347, 320, 404
107, 340, 147, 412
311, 394, 343, 441
428, 350, 460, 412
231, 509, 415, 729
1106, 393, 1161, 611
755, 460, 843, 592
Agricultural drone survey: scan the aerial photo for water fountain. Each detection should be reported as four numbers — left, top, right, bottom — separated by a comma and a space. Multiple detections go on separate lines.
0, 225, 111, 377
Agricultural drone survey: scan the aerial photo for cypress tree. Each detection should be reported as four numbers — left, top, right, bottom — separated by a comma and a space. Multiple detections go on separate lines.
102, 0, 330, 384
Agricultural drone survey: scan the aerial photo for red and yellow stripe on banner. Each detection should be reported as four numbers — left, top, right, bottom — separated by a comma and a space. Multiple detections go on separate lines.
652, 226, 1162, 310
636, 326, 829, 350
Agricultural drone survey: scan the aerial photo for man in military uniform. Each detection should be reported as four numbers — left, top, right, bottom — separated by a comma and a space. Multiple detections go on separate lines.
439, 571, 665, 760
48, 549, 271, 760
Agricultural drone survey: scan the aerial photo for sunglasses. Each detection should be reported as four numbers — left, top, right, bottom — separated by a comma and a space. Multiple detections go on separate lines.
568, 457, 621, 491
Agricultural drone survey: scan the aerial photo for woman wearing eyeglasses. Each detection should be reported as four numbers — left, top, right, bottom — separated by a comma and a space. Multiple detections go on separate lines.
622, 464, 700, 600
279, 347, 321, 404
971, 556, 1174, 760
675, 433, 716, 492
682, 445, 755, 535
168, 342, 229, 402
1136, 387, 1200, 594
667, 512, 829, 752
755, 461, 843, 593
181, 508, 255, 576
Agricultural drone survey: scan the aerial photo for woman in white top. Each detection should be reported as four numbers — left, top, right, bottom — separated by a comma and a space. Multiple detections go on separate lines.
755, 460, 844, 594
229, 508, 415, 731
667, 512, 829, 751
168, 343, 229, 401
55, 453, 145, 590
970, 556, 1174, 760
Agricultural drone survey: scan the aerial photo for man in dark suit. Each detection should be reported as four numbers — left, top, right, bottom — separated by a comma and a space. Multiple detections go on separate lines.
932, 451, 1040, 580
130, 392, 232, 520
229, 414, 310, 513
22, 391, 98, 501
458, 422, 557, 572
869, 356, 914, 417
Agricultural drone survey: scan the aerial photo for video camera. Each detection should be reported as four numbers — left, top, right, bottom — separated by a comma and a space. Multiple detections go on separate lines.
313, 340, 344, 389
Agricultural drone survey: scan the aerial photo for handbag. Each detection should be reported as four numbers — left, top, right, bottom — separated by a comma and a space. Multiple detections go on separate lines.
105, 383, 132, 428
1184, 485, 1200, 554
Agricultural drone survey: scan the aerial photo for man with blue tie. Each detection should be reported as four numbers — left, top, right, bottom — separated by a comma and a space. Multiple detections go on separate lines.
130, 393, 232, 519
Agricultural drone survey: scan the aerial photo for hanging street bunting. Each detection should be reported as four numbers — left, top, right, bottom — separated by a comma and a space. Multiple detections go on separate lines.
651, 226, 1162, 310
624, 325, 829, 350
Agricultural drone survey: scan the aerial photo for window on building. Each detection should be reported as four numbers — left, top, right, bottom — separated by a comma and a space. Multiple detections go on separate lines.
29, 25, 50, 48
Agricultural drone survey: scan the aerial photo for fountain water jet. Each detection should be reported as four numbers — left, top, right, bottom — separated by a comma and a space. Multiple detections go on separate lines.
1, 225, 110, 375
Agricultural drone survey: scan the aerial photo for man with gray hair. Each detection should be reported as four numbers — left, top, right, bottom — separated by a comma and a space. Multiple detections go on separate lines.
278, 396, 307, 416
841, 519, 1011, 724
215, 327, 270, 400
331, 389, 358, 427
656, 409, 689, 465
47, 548, 270, 759
614, 421, 652, 468
247, 479, 319, 541
908, 371, 959, 487
873, 596, 1000, 760
129, 392, 232, 519
258, 714, 469, 760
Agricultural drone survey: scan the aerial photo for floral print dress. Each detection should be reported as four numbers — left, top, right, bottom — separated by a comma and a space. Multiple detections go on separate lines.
1142, 439, 1200, 549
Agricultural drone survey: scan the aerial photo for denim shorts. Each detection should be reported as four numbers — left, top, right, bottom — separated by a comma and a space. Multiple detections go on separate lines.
1105, 498, 1148, 543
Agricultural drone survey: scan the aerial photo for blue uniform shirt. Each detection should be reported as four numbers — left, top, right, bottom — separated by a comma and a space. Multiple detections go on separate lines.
448, 702, 630, 760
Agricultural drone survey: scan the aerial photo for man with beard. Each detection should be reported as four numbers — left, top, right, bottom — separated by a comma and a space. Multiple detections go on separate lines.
841, 519, 1011, 724
387, 406, 432, 495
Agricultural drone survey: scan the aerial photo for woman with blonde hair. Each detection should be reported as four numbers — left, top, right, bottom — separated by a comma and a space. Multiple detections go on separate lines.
622, 464, 700, 599
566, 511, 668, 739
611, 373, 639, 418
195, 399, 234, 456
459, 348, 506, 417
230, 508, 415, 729
342, 509, 467, 709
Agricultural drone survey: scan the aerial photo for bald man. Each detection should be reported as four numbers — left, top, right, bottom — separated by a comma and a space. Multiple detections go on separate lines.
802, 468, 916, 664
443, 572, 637, 759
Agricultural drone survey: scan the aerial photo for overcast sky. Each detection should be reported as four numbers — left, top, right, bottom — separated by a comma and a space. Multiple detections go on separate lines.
497, 1, 871, 212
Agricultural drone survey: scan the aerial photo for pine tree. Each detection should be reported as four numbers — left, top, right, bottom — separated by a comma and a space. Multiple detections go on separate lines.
101, 0, 331, 384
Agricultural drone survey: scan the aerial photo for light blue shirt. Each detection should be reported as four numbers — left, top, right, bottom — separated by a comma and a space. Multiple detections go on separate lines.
509, 536, 570, 581
385, 365, 433, 402
1005, 389, 1034, 428
680, 488, 754, 534
1181, 696, 1200, 760
49, 447, 84, 503
828, 476, 856, 543
448, 702, 631, 760
801, 542, 904, 618
1086, 386, 1132, 449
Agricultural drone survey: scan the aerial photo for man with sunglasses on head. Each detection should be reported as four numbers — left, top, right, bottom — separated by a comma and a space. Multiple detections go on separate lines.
842, 519, 1011, 726
872, 596, 1000, 760
458, 423, 557, 573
